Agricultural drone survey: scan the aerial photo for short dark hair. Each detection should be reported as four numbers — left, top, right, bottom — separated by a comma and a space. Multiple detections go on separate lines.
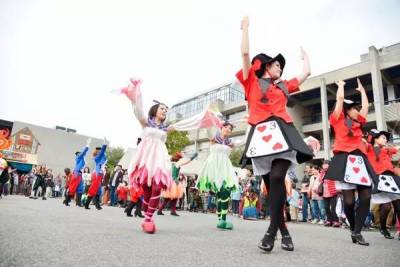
64, 168, 71, 175
148, 103, 167, 122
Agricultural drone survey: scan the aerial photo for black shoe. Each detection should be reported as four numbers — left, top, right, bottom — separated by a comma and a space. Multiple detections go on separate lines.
171, 212, 180, 216
258, 232, 275, 252
352, 233, 369, 246
127, 213, 133, 217
381, 229, 394, 239
96, 206, 102, 210
42, 197, 47, 200
157, 211, 164, 215
281, 235, 294, 251
85, 206, 90, 210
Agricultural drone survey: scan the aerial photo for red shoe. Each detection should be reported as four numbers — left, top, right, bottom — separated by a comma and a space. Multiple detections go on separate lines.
141, 221, 156, 234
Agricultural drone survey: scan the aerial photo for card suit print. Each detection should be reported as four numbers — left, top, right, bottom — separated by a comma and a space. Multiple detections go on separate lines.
353, 167, 360, 174
361, 177, 368, 184
262, 135, 272, 143
257, 125, 266, 132
273, 142, 283, 151
349, 157, 356, 163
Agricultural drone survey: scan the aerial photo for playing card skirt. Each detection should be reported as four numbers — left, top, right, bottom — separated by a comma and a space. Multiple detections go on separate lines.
325, 150, 378, 191
371, 171, 400, 204
241, 117, 314, 176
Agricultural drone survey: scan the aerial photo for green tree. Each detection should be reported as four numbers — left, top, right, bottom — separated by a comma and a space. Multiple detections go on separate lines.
229, 147, 244, 167
106, 147, 125, 171
166, 131, 191, 155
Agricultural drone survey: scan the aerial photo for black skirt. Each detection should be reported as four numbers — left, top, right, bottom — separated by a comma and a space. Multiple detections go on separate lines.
240, 117, 314, 167
325, 150, 378, 189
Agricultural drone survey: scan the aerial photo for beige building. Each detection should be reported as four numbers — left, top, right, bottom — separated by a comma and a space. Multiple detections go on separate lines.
169, 43, 400, 177
0, 120, 105, 175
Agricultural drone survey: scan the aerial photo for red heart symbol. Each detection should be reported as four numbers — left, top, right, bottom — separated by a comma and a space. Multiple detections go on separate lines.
353, 167, 360, 174
257, 125, 266, 132
262, 135, 272, 143
360, 177, 368, 184
349, 157, 356, 163
273, 142, 283, 151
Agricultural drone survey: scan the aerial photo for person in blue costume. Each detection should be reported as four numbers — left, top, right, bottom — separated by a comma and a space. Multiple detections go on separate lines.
85, 138, 107, 210
64, 138, 91, 206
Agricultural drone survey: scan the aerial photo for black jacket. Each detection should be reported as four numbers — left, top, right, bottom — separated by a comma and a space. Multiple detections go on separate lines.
109, 171, 124, 187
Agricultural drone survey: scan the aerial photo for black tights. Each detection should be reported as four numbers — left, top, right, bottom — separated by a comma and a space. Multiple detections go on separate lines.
380, 199, 400, 231
342, 188, 371, 234
262, 159, 291, 237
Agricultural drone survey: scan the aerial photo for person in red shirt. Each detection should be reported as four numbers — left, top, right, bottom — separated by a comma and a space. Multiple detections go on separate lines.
325, 79, 377, 246
117, 181, 129, 207
124, 185, 144, 218
238, 17, 313, 253
367, 129, 400, 239
320, 160, 340, 227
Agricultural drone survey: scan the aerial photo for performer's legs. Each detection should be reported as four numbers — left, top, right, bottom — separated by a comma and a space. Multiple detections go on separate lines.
259, 159, 292, 252
342, 190, 356, 231
379, 202, 393, 238
135, 199, 144, 217
125, 201, 135, 216
157, 198, 169, 215
142, 184, 152, 213
354, 187, 371, 234
170, 198, 179, 215
85, 196, 93, 209
144, 184, 162, 222
262, 172, 290, 236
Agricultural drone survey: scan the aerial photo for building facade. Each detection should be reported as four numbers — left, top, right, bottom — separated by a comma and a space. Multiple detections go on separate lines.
170, 43, 400, 177
0, 120, 105, 175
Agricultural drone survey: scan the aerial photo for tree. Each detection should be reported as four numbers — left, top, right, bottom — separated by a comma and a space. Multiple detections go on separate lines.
166, 131, 191, 155
229, 147, 244, 167
106, 147, 125, 171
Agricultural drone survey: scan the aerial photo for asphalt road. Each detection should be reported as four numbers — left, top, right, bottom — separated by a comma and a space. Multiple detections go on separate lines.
0, 195, 399, 267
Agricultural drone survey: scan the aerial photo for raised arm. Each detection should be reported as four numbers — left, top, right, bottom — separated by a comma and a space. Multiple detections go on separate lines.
296, 47, 311, 86
333, 80, 345, 119
241, 16, 251, 80
356, 78, 369, 118
176, 153, 198, 168
124, 80, 146, 128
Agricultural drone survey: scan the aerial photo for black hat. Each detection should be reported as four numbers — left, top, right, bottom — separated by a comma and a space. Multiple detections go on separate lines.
251, 53, 286, 78
75, 151, 80, 156
343, 99, 360, 111
95, 147, 102, 150
368, 129, 391, 143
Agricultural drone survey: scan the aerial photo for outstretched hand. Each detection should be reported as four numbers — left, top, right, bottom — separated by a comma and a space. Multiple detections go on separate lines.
335, 80, 346, 87
355, 78, 365, 93
241, 16, 249, 30
300, 46, 308, 60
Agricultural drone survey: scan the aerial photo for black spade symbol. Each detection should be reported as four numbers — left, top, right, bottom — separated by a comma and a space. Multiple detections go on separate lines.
385, 182, 390, 187
391, 187, 398, 192
381, 176, 387, 181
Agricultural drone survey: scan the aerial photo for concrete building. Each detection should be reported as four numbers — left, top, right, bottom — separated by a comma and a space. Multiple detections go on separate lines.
0, 120, 105, 175
169, 43, 400, 177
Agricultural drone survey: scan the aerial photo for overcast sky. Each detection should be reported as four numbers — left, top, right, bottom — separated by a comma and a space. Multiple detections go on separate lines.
1, 0, 399, 148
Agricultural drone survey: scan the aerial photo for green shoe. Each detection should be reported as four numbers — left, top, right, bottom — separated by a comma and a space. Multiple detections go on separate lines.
217, 220, 226, 229
224, 221, 233, 230
217, 220, 233, 230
